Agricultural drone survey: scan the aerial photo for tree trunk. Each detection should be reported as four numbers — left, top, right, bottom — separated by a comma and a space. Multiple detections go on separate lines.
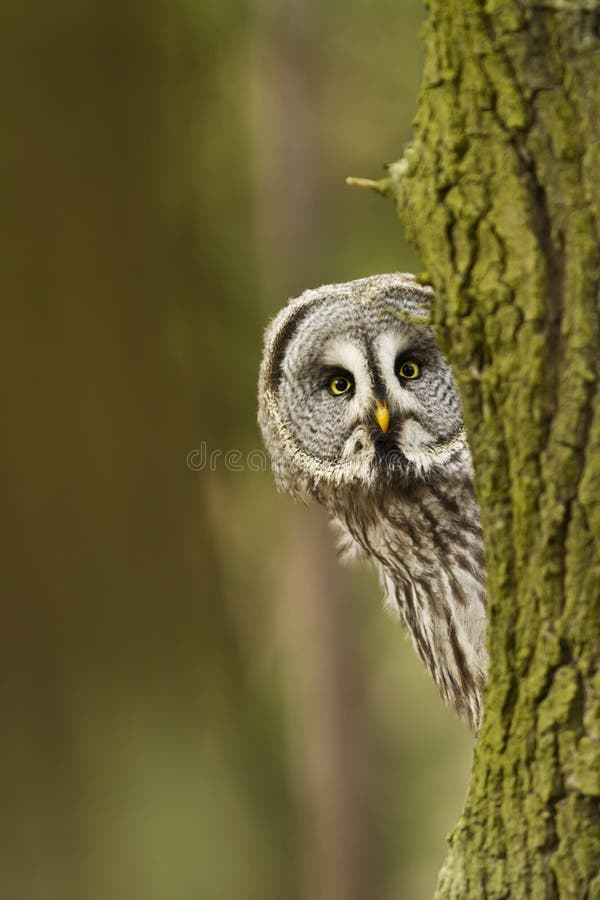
388, 3, 600, 896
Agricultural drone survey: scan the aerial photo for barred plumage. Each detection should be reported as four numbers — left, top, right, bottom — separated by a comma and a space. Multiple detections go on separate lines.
258, 273, 487, 732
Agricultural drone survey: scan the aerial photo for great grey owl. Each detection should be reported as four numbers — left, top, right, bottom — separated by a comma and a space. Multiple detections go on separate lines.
258, 273, 487, 732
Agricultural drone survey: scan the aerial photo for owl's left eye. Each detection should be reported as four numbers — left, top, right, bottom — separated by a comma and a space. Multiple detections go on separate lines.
396, 358, 421, 380
328, 374, 353, 396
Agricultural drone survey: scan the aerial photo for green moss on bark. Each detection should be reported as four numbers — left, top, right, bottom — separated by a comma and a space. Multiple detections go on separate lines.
390, 1, 600, 895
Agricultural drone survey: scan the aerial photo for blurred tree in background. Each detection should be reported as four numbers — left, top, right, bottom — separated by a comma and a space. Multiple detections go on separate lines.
1, 3, 471, 899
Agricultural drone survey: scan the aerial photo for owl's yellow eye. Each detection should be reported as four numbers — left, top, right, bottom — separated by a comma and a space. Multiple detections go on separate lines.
396, 359, 421, 380
328, 374, 353, 396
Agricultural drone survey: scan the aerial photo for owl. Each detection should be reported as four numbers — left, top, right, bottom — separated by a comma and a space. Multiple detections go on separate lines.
258, 273, 487, 732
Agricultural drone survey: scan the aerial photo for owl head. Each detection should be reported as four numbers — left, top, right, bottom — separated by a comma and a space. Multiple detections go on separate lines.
258, 273, 467, 500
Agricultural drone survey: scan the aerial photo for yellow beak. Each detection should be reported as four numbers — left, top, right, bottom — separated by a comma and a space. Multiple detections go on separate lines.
374, 401, 390, 434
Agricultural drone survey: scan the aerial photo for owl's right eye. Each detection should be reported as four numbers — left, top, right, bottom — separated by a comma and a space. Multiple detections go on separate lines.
328, 374, 353, 396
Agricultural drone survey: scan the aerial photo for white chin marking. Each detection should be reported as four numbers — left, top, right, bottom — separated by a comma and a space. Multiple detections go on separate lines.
401, 419, 435, 450
400, 419, 466, 472
400, 424, 440, 472
341, 424, 370, 461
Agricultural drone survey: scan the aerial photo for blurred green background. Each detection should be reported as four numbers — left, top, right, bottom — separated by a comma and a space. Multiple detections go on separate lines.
2, 2, 472, 899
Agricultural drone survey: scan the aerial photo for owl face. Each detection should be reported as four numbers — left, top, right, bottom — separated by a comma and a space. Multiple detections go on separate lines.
258, 274, 467, 496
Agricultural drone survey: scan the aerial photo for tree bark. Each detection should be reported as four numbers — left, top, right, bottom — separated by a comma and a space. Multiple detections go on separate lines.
387, 2, 600, 896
